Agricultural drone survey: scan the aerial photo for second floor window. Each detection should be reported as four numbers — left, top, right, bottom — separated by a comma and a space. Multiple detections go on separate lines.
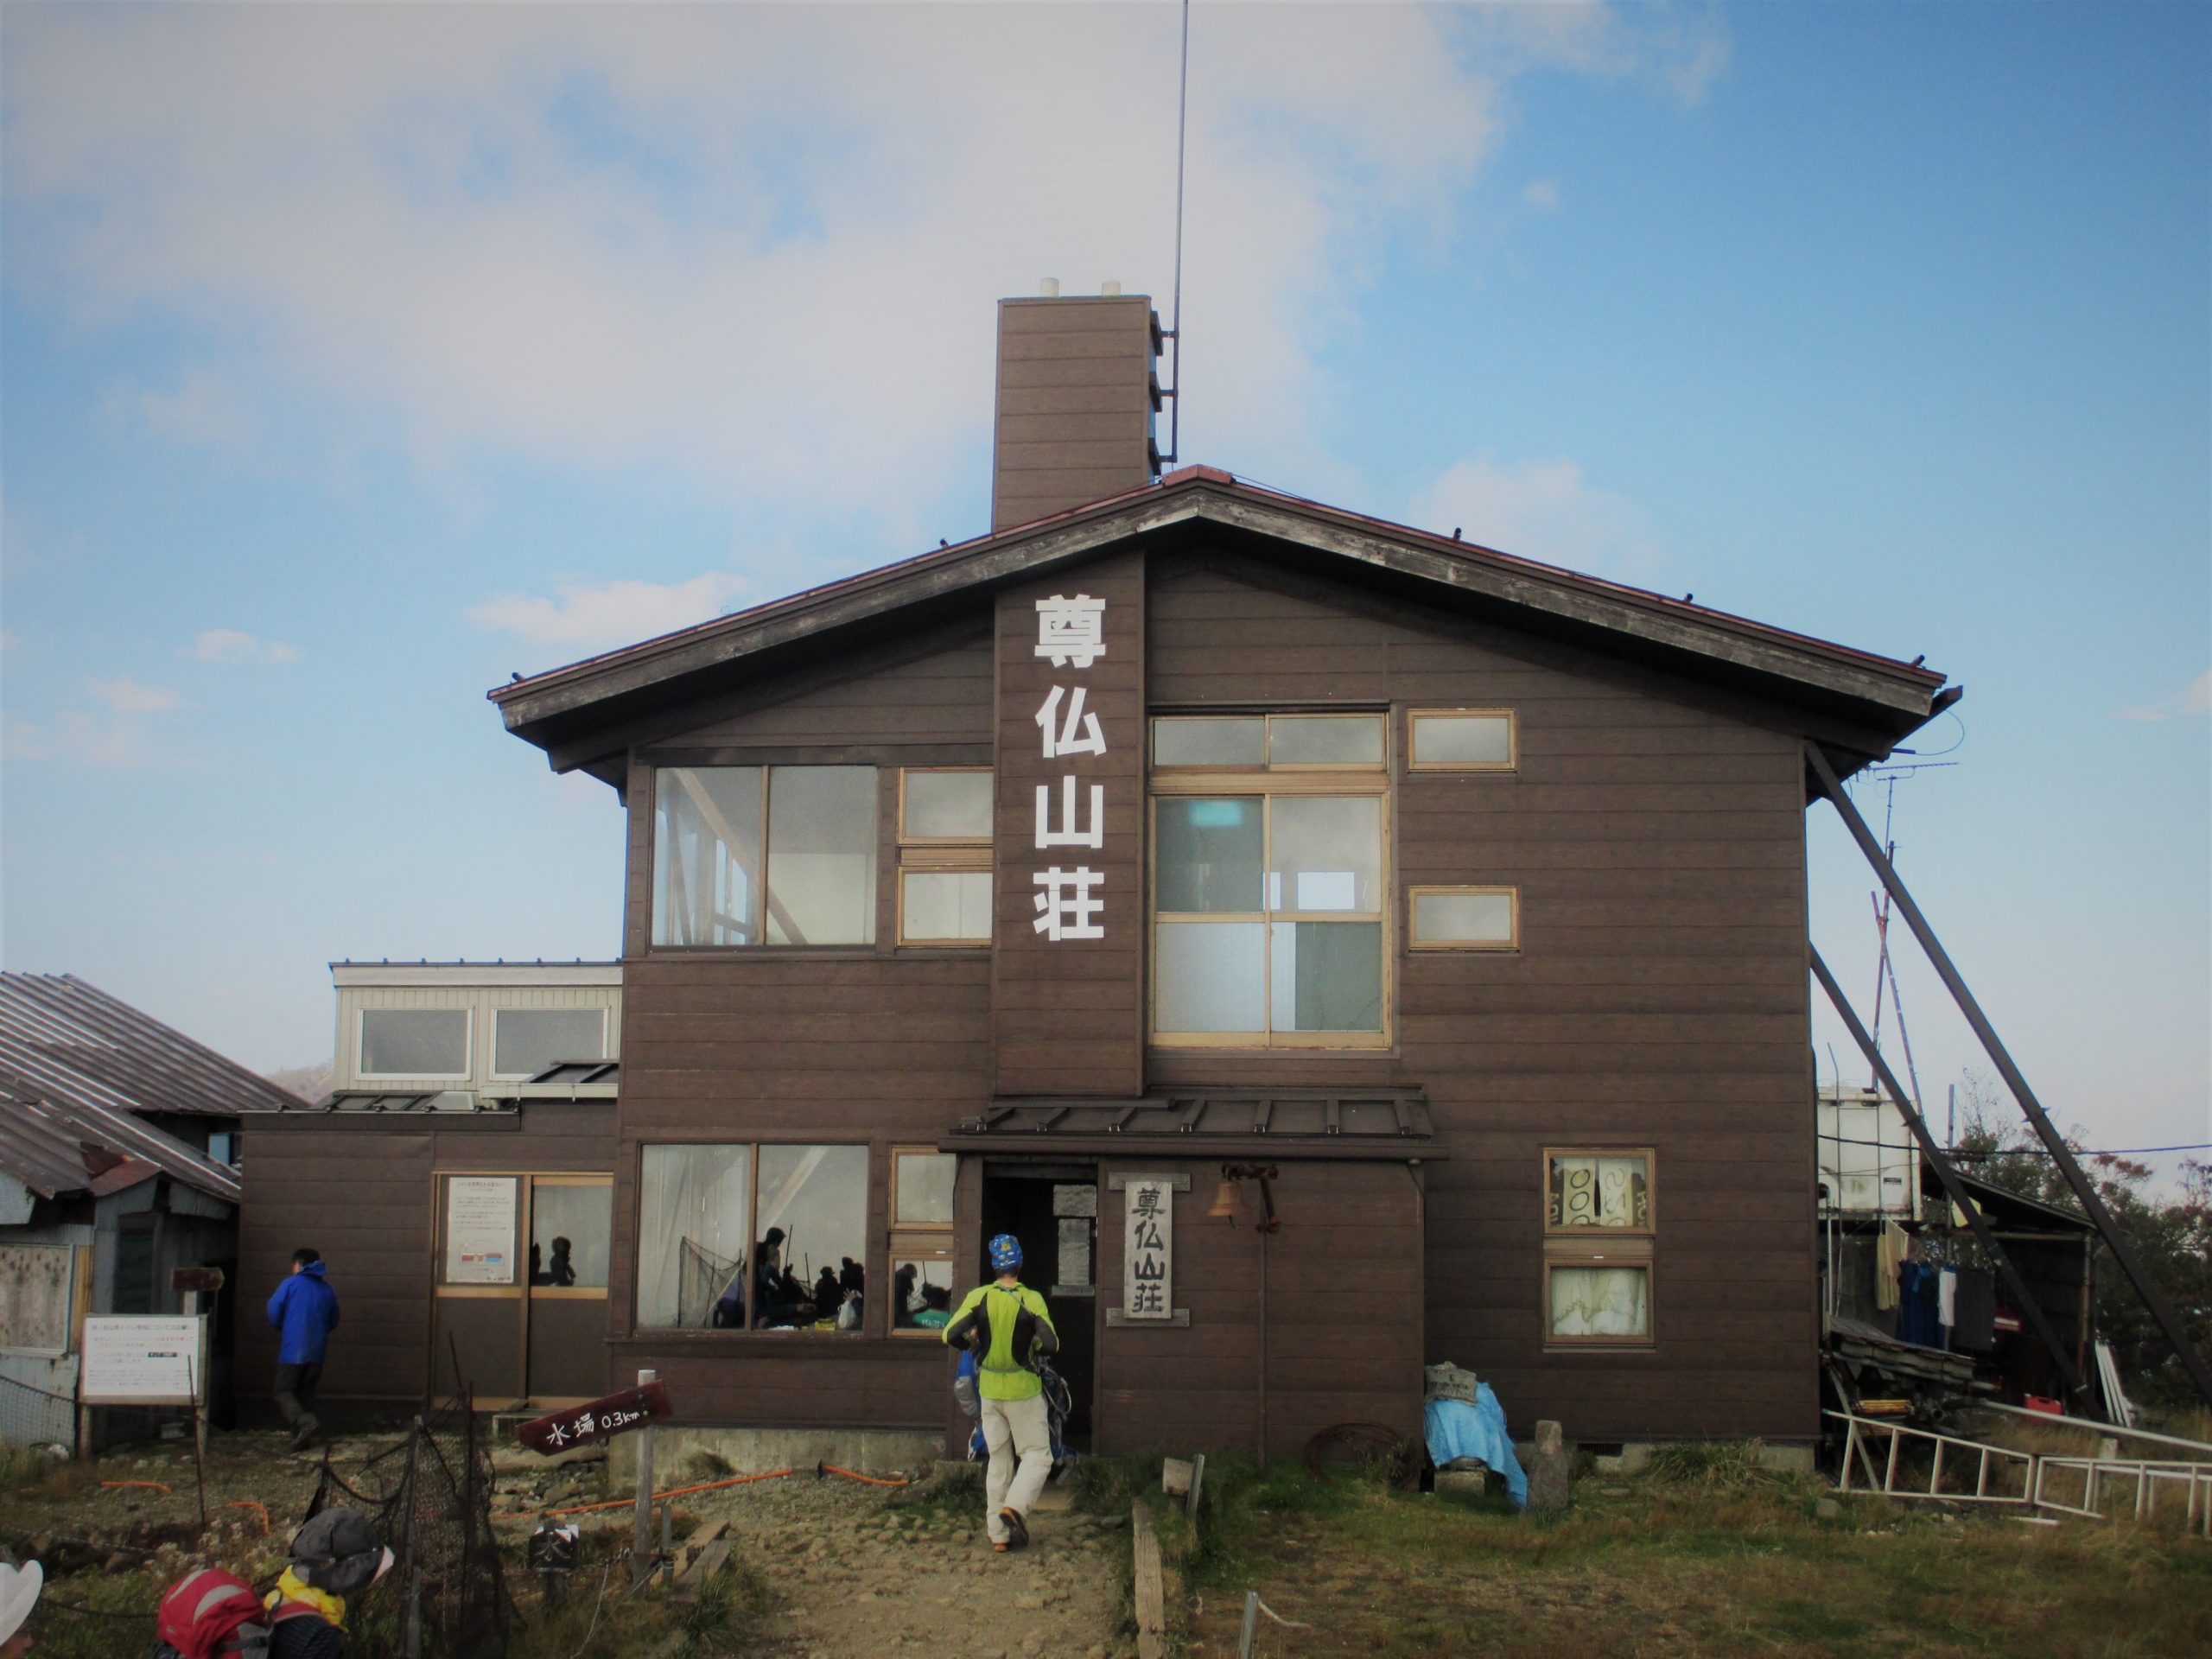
652, 766, 878, 948
1149, 715, 1389, 1048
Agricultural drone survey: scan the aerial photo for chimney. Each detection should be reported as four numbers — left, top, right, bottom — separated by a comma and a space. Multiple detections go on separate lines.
991, 283, 1163, 533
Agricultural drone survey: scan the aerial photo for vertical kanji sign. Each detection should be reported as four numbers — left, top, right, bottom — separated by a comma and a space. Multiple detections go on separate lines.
1121, 1177, 1174, 1322
1032, 594, 1109, 942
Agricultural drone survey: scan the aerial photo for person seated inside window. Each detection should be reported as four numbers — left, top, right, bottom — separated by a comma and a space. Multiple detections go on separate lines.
912, 1282, 952, 1329
813, 1265, 842, 1313
752, 1229, 815, 1327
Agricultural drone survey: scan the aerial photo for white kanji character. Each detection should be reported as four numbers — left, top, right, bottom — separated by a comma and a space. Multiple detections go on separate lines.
1034, 775, 1105, 849
1035, 685, 1107, 760
545, 1422, 570, 1448
1034, 594, 1107, 669
574, 1412, 596, 1435
1032, 867, 1105, 942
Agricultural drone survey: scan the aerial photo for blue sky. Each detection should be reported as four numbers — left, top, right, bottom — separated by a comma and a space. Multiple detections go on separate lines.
3, 3, 2205, 1169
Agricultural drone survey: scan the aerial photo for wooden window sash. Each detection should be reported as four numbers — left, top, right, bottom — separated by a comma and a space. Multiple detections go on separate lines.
1406, 708, 1518, 772
1407, 884, 1521, 951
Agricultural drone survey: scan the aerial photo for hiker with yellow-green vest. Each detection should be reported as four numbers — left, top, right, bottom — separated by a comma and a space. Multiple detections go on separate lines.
944, 1233, 1058, 1551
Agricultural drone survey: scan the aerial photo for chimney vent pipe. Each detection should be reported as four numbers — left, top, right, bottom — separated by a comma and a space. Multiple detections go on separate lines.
1102, 279, 1122, 296
1038, 277, 1060, 297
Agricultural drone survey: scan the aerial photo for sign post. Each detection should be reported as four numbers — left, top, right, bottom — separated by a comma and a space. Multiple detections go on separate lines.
171, 1267, 224, 1529
631, 1370, 658, 1586
511, 1376, 672, 1588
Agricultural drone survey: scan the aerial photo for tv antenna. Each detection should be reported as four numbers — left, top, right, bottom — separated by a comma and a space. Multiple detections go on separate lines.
1164, 0, 1190, 466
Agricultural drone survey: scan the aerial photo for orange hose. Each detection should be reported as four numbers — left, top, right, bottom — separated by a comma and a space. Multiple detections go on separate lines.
230, 1500, 271, 1535
100, 1480, 172, 1495
819, 1462, 911, 1488
491, 1467, 797, 1522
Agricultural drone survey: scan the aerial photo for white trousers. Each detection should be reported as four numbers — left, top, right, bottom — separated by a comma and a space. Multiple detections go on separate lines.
981, 1390, 1052, 1541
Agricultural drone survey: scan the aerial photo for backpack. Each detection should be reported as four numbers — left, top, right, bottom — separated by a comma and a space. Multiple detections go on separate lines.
149, 1569, 321, 1659
953, 1348, 982, 1420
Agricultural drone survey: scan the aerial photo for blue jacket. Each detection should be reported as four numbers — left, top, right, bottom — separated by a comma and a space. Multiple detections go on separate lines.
267, 1262, 340, 1365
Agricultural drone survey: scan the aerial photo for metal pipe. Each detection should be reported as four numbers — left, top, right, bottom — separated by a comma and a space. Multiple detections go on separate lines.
1807, 741, 2212, 1410
1810, 948, 2087, 1398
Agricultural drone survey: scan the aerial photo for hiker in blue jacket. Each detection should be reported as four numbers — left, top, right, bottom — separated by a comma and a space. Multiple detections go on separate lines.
267, 1248, 340, 1452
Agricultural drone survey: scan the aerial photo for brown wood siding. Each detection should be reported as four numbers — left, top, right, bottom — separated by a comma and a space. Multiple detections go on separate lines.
1147, 552, 1819, 1442
234, 1107, 617, 1411
991, 551, 1147, 1097
650, 624, 994, 753
992, 296, 1157, 532
1093, 1160, 1423, 1459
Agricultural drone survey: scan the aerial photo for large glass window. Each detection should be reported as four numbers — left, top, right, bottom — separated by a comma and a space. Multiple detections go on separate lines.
890, 1147, 957, 1336
652, 767, 877, 947
634, 1142, 868, 1332
360, 1008, 469, 1077
1542, 1147, 1655, 1345
1150, 719, 1389, 1047
898, 768, 991, 946
493, 1008, 608, 1077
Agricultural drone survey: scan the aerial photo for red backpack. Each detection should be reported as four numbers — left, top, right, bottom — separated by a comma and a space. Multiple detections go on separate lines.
151, 1569, 321, 1659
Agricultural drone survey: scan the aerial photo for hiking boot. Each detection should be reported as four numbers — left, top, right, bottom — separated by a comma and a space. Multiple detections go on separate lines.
1000, 1507, 1028, 1550
289, 1414, 320, 1452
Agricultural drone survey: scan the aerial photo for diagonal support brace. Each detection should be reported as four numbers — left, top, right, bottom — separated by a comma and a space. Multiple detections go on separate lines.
1810, 947, 2087, 1401
1807, 741, 2212, 1412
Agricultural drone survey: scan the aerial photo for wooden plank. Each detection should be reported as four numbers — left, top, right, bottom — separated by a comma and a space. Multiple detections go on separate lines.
1131, 1500, 1166, 1659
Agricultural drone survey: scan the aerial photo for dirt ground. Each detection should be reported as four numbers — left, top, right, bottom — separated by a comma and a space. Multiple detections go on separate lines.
0, 1428, 1137, 1659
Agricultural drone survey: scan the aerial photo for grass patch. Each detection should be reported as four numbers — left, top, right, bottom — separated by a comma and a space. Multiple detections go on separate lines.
1643, 1440, 1785, 1491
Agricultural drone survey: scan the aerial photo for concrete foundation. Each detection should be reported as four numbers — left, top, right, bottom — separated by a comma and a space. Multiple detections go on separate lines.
605, 1424, 942, 1484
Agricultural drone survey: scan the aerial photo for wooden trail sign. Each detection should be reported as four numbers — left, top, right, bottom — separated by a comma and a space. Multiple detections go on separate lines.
515, 1381, 671, 1456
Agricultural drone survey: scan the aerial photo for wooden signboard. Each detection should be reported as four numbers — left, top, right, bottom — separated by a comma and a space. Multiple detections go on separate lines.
515, 1380, 671, 1455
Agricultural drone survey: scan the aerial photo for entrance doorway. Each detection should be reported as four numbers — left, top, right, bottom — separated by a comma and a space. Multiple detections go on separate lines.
980, 1166, 1098, 1442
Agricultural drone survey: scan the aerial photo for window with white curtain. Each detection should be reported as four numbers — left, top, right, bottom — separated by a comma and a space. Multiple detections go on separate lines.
633, 1142, 868, 1332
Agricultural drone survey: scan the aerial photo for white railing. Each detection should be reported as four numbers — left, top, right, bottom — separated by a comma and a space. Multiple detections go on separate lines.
1825, 1411, 2212, 1536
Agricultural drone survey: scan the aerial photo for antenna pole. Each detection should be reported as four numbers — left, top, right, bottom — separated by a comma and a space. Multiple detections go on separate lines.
1167, 0, 1191, 467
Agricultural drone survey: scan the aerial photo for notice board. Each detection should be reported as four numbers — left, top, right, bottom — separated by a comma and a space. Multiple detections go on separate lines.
444, 1175, 518, 1284
80, 1315, 200, 1405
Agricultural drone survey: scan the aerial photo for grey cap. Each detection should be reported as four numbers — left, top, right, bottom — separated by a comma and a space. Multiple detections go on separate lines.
290, 1507, 390, 1597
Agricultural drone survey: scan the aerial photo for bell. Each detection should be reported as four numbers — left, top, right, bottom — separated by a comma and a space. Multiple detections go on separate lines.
1208, 1178, 1247, 1224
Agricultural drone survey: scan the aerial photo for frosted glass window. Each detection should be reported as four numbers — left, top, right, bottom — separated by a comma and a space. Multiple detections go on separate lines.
1269, 715, 1383, 766
1548, 1266, 1650, 1339
1267, 797, 1382, 912
1268, 923, 1384, 1033
494, 1008, 607, 1076
360, 1009, 468, 1077
1548, 1154, 1650, 1231
1154, 717, 1265, 767
901, 871, 992, 942
1412, 888, 1518, 949
1155, 798, 1263, 912
1155, 922, 1266, 1032
530, 1183, 611, 1289
766, 767, 877, 945
1411, 711, 1515, 768
902, 771, 993, 842
653, 767, 764, 945
636, 1144, 751, 1329
894, 1151, 957, 1227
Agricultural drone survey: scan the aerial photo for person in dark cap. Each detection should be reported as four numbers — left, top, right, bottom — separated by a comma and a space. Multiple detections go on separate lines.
752, 1227, 814, 1326
264, 1508, 392, 1656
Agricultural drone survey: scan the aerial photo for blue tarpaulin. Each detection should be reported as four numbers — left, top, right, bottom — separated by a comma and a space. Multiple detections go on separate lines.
1424, 1382, 1528, 1508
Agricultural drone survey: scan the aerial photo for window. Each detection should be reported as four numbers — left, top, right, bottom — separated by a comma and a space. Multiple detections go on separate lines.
1150, 715, 1389, 1047
529, 1179, 613, 1291
493, 1008, 608, 1077
206, 1131, 236, 1167
1408, 886, 1519, 950
1408, 709, 1516, 771
1542, 1148, 1655, 1344
890, 1147, 956, 1335
634, 1142, 868, 1332
652, 766, 878, 948
898, 769, 991, 945
359, 1008, 469, 1077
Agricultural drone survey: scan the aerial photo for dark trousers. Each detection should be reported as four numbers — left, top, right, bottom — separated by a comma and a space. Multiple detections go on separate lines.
274, 1361, 323, 1427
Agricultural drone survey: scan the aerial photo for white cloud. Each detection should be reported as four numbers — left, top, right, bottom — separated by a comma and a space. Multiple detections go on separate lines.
467, 573, 749, 652
2, 4, 1727, 518
1522, 179, 1562, 212
2116, 670, 2212, 723
191, 628, 300, 664
86, 676, 183, 714
1409, 455, 1668, 584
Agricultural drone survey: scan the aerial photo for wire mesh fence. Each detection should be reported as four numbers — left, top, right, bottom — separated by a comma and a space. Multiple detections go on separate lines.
308, 1402, 513, 1659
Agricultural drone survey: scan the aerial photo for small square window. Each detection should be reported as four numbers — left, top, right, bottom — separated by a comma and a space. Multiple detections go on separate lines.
1408, 709, 1516, 771
899, 871, 992, 944
1154, 716, 1267, 769
1409, 887, 1519, 950
1546, 1150, 1652, 1234
900, 770, 993, 842
1547, 1263, 1651, 1341
893, 1149, 956, 1229
360, 1008, 469, 1077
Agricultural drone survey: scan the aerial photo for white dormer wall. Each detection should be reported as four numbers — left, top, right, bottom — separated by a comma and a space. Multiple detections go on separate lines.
331, 963, 623, 1094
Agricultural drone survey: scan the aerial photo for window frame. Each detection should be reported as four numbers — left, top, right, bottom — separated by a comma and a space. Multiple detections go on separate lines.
489, 1007, 610, 1080
432, 1171, 614, 1301
358, 1007, 472, 1081
649, 765, 880, 951
1150, 713, 1389, 774
1406, 708, 1518, 772
1541, 1146, 1656, 1348
630, 1138, 874, 1338
1407, 885, 1521, 952
1147, 719, 1394, 1052
887, 1145, 956, 1338
896, 767, 992, 948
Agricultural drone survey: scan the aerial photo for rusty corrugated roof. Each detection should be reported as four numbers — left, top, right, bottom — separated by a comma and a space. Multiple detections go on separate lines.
0, 1071, 241, 1204
0, 973, 298, 1123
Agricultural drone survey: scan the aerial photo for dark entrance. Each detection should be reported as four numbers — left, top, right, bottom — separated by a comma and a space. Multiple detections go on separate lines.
979, 1164, 1098, 1442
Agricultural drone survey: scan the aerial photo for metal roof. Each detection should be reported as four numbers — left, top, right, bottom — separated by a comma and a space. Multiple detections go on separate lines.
0, 1071, 242, 1205
296, 1090, 516, 1116
484, 1060, 620, 1103
951, 1090, 1433, 1159
291, 1058, 619, 1115
0, 973, 298, 1124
